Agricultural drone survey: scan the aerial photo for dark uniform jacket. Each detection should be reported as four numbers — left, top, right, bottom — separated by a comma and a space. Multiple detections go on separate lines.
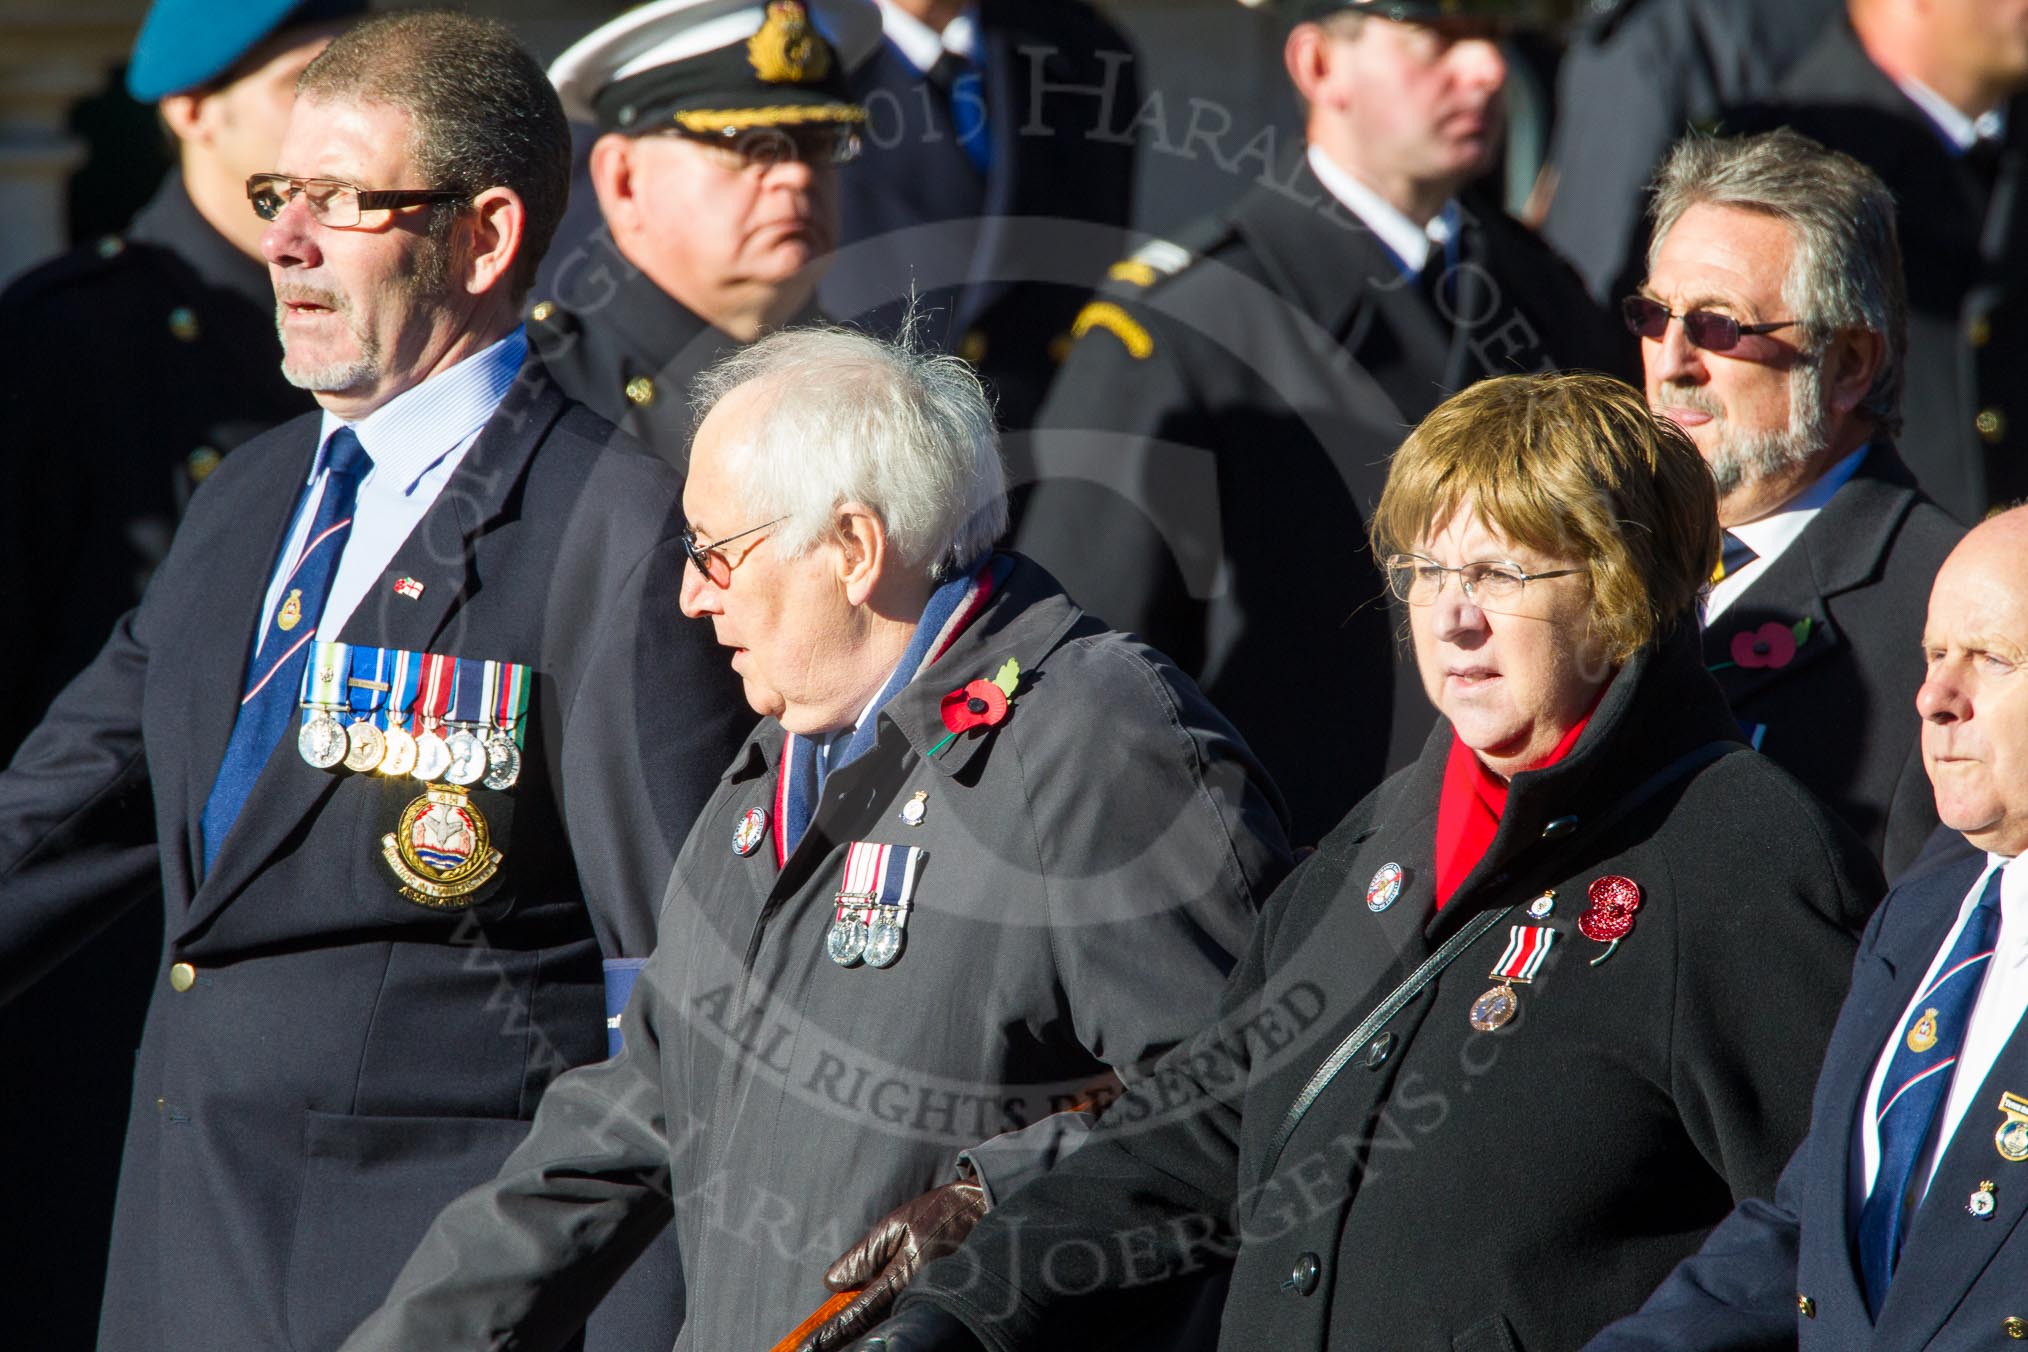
1011, 156, 1629, 844
342, 555, 1293, 1352
527, 253, 745, 473
0, 171, 311, 753
1730, 18, 2028, 523
1705, 442, 1961, 879
822, 0, 1139, 432
903, 619, 1883, 1352
0, 170, 313, 1347
0, 360, 750, 1352
1587, 847, 2027, 1351
1541, 0, 1841, 303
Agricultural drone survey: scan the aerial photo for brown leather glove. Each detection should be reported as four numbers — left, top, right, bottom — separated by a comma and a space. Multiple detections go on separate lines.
797, 1178, 990, 1352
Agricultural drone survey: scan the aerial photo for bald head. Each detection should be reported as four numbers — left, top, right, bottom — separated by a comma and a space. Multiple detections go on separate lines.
1917, 506, 2028, 854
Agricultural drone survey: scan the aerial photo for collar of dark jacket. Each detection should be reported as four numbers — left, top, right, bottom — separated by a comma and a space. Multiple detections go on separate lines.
1414, 613, 1743, 919
1228, 147, 1427, 339
127, 169, 277, 312
722, 551, 1088, 784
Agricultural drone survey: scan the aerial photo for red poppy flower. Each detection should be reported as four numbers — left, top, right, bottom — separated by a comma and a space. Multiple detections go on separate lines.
1731, 622, 1798, 670
940, 678, 1008, 734
1578, 874, 1642, 943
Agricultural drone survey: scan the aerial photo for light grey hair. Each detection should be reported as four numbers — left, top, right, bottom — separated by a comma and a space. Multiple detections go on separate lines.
1647, 128, 1907, 435
689, 325, 1008, 580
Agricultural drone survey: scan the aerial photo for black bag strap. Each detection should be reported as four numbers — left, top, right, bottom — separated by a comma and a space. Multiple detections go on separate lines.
1260, 738, 1739, 1175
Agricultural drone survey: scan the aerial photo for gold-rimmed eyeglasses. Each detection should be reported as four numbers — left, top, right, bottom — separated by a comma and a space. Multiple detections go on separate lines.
247, 174, 469, 228
682, 517, 788, 587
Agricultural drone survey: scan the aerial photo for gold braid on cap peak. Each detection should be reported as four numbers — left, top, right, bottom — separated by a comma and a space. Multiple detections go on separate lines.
749, 1, 833, 84
673, 102, 866, 130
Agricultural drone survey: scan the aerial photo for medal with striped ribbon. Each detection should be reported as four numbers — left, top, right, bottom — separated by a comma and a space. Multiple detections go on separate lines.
1469, 924, 1556, 1032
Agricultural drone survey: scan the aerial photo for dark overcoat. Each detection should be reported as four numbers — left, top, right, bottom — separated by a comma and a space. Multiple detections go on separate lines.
904, 622, 1884, 1351
0, 361, 750, 1351
1586, 846, 2028, 1351
341, 555, 1292, 1351
1704, 442, 1961, 879
1010, 156, 1629, 843
1729, 18, 2028, 523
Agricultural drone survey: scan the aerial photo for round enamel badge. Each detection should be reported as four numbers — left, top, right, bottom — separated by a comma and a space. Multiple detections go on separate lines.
732, 807, 769, 857
1366, 862, 1404, 913
380, 786, 502, 909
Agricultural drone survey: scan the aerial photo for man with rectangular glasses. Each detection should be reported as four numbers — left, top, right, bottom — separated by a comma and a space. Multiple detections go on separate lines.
527, 0, 882, 471
1633, 129, 1961, 878
0, 13, 749, 1349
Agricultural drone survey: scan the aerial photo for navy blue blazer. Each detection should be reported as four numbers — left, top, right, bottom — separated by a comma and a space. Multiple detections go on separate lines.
0, 359, 750, 1350
1586, 845, 2028, 1350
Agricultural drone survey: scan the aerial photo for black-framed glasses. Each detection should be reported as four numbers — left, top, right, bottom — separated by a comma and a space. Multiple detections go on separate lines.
1621, 295, 1799, 352
681, 516, 787, 587
657, 124, 862, 172
1383, 553, 1586, 610
247, 174, 469, 228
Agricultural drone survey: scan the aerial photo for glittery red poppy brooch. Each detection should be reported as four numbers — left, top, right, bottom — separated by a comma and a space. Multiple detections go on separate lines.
928, 659, 1021, 757
1712, 617, 1813, 672
1579, 874, 1642, 965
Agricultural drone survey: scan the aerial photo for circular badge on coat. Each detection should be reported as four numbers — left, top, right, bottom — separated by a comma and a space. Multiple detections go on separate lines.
380, 786, 503, 908
1366, 862, 1405, 913
1469, 983, 1518, 1032
732, 807, 769, 857
1999, 1119, 2028, 1163
1526, 891, 1556, 920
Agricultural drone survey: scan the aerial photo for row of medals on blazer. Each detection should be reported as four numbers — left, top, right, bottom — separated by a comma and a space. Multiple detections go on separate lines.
296, 675, 521, 791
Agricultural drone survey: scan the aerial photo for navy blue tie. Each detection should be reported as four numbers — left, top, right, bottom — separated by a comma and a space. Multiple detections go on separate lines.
927, 50, 990, 176
1713, 530, 1756, 584
1857, 867, 2006, 1315
199, 428, 371, 875
780, 732, 824, 859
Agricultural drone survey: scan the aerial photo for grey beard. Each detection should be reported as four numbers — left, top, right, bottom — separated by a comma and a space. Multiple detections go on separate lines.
1690, 362, 1829, 498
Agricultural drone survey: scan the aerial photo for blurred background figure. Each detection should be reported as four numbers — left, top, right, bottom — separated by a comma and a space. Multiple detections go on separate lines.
1535, 0, 1839, 303
1007, 0, 1624, 846
819, 0, 1142, 434
1633, 130, 1962, 878
1727, 0, 2028, 523
0, 4, 358, 1345
531, 0, 882, 468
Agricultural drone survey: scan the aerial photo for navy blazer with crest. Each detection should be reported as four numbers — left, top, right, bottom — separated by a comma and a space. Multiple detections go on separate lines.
1586, 842, 2028, 1350
0, 358, 750, 1350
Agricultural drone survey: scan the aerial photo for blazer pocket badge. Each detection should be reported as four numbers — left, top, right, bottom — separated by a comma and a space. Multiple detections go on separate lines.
381, 784, 504, 909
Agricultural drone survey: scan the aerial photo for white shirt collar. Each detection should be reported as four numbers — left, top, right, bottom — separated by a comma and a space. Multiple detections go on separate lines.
312, 327, 528, 494
1702, 444, 1869, 624
873, 0, 981, 74
1895, 73, 2007, 152
1306, 144, 1456, 275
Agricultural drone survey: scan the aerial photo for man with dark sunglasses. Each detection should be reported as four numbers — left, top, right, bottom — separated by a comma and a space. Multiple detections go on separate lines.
1637, 129, 1960, 879
527, 0, 882, 470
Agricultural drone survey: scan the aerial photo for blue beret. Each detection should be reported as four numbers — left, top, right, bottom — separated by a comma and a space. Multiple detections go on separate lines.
126, 0, 365, 102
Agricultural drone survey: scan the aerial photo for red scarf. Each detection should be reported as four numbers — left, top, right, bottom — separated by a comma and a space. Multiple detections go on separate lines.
1432, 714, 1592, 909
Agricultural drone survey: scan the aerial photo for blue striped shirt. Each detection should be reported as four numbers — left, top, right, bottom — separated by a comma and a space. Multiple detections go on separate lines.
255, 326, 527, 655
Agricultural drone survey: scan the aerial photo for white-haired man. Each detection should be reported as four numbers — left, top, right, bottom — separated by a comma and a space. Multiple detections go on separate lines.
1634, 129, 1961, 877
343, 325, 1293, 1352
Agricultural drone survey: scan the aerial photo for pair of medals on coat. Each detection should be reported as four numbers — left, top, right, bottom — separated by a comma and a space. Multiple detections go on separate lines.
1365, 863, 1643, 1032
729, 791, 931, 970
297, 641, 527, 908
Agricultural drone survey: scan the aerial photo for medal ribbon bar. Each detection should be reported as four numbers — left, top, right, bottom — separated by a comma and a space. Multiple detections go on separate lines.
1489, 924, 1555, 984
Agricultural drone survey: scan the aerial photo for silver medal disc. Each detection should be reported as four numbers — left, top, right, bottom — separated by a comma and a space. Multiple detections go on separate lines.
1468, 984, 1518, 1033
482, 733, 522, 791
343, 719, 387, 773
826, 915, 867, 967
865, 915, 906, 968
412, 730, 452, 782
298, 712, 348, 769
444, 728, 488, 786
378, 723, 419, 777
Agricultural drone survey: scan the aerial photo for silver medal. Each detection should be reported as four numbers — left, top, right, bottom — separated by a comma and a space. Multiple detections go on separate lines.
482, 731, 522, 791
444, 727, 488, 786
298, 712, 348, 769
343, 719, 387, 773
412, 728, 452, 782
826, 914, 867, 966
865, 913, 906, 968
378, 721, 419, 777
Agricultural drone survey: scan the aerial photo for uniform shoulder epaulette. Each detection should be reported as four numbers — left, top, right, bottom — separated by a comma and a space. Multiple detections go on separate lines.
1101, 236, 1197, 292
0, 234, 144, 312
